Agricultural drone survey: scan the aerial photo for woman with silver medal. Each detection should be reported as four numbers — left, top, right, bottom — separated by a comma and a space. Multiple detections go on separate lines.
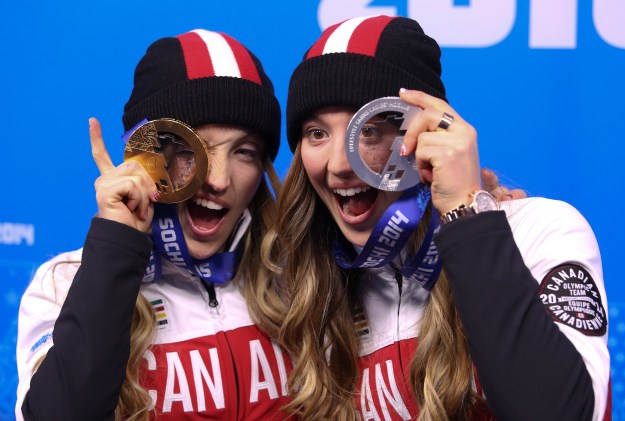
15, 29, 290, 420
261, 15, 611, 420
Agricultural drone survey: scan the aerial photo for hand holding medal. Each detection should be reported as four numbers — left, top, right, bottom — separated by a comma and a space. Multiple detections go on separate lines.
340, 90, 482, 289
90, 117, 159, 232
122, 118, 210, 204
397, 89, 481, 215
339, 96, 441, 289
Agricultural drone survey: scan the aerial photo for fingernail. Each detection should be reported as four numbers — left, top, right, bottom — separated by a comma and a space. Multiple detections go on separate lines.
400, 144, 406, 157
399, 88, 407, 94
152, 191, 162, 202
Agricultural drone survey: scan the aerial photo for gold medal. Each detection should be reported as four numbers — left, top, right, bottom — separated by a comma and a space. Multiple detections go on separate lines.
124, 119, 209, 203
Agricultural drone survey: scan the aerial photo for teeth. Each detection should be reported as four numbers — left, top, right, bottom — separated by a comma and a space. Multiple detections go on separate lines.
332, 186, 370, 197
194, 198, 224, 210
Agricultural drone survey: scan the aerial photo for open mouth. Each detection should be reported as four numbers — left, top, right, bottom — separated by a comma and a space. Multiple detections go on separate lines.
187, 198, 229, 232
333, 186, 378, 218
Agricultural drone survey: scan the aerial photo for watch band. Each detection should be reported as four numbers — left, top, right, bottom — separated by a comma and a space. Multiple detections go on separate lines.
439, 203, 477, 226
439, 189, 497, 226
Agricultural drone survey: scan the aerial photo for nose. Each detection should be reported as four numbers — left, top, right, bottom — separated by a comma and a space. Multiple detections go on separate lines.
204, 154, 230, 193
327, 133, 354, 178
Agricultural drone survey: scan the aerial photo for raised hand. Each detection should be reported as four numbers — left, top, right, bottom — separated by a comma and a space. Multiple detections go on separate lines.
90, 117, 159, 232
398, 89, 481, 214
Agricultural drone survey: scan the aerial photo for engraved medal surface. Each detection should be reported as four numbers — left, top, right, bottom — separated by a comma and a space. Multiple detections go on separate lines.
345, 97, 422, 191
124, 119, 209, 203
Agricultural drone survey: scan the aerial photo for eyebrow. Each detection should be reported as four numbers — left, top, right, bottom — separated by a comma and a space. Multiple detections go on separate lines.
201, 130, 261, 147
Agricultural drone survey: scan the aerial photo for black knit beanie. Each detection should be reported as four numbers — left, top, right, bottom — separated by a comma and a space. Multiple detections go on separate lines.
123, 29, 281, 160
286, 15, 446, 152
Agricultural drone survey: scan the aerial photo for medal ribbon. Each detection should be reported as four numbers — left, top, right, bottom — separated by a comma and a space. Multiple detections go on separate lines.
122, 118, 148, 143
143, 203, 241, 283
399, 210, 442, 291
332, 184, 442, 289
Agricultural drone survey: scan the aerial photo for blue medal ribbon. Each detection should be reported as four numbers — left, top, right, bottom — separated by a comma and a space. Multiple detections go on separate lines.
143, 203, 241, 284
333, 185, 429, 268
125, 121, 242, 284
143, 249, 162, 283
399, 210, 442, 291
122, 118, 148, 143
332, 184, 442, 290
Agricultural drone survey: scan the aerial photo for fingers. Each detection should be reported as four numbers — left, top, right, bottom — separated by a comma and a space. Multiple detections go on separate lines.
488, 186, 511, 201
95, 160, 158, 207
413, 130, 481, 213
122, 158, 161, 202
398, 89, 481, 213
399, 88, 449, 114
398, 89, 474, 155
399, 90, 458, 157
94, 164, 154, 230
481, 168, 500, 192
96, 175, 150, 217
89, 117, 159, 202
482, 168, 511, 201
90, 117, 115, 175
91, 137, 159, 231
481, 168, 528, 201
509, 188, 527, 200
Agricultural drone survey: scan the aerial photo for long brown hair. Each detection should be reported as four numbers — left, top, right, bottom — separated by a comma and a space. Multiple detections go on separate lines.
260, 145, 481, 420
112, 154, 282, 420
35, 156, 280, 421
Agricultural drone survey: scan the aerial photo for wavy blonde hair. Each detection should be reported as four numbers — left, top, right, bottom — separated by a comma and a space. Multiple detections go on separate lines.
112, 155, 282, 420
43, 155, 281, 420
259, 145, 483, 420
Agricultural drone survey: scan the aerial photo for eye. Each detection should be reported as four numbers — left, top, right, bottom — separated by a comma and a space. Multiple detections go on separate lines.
303, 127, 329, 143
361, 125, 377, 138
359, 124, 382, 145
234, 145, 260, 162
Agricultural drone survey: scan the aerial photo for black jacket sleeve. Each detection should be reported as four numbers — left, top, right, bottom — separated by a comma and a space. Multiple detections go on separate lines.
21, 217, 153, 421
434, 211, 594, 421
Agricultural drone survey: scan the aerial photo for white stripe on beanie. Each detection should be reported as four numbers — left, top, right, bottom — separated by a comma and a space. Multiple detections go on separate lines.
191, 29, 241, 78
322, 16, 378, 54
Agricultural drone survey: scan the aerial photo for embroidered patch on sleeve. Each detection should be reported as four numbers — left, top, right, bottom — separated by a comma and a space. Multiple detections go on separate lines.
538, 263, 606, 336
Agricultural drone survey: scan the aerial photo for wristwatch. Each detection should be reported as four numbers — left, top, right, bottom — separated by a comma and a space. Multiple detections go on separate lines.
439, 190, 498, 226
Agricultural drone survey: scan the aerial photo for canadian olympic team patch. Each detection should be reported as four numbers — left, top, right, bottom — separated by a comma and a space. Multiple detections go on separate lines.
538, 263, 606, 336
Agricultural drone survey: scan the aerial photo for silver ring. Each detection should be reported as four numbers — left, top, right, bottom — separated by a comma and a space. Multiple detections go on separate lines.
437, 112, 455, 130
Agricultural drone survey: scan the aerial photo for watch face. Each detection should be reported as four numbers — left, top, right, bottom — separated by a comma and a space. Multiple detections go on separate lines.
475, 191, 498, 212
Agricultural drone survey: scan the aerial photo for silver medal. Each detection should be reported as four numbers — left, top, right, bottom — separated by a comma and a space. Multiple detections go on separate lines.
345, 97, 422, 191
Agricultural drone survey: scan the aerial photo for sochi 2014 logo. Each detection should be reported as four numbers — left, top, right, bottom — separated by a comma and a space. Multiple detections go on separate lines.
0, 222, 35, 246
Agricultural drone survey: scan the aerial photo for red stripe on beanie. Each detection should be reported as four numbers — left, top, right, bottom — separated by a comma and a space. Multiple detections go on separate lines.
220, 33, 262, 85
177, 32, 216, 79
347, 15, 395, 56
306, 21, 343, 59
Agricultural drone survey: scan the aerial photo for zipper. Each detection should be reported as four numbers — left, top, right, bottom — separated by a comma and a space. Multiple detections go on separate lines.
390, 262, 407, 384
390, 262, 404, 341
390, 262, 403, 296
203, 281, 219, 307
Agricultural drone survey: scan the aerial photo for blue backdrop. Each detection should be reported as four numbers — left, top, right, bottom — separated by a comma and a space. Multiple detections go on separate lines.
1, 1, 624, 419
